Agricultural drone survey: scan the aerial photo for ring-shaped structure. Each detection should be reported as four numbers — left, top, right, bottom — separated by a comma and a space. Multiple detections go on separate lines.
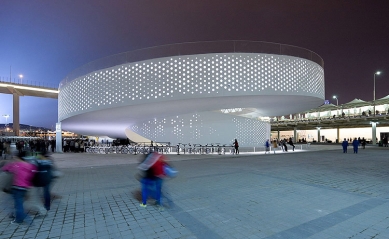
59, 41, 324, 146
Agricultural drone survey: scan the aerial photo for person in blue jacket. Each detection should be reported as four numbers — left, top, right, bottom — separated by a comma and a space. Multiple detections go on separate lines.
342, 138, 348, 153
352, 138, 359, 153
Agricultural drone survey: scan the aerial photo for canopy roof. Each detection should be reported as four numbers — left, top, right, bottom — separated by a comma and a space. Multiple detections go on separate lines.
303, 103, 339, 113
373, 95, 389, 105
340, 98, 370, 108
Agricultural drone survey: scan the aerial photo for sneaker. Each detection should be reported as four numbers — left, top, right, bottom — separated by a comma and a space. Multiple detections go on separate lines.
157, 205, 164, 211
140, 203, 147, 208
11, 220, 22, 225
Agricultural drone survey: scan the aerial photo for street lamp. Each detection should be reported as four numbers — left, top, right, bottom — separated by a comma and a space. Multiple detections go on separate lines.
374, 71, 381, 101
332, 95, 338, 106
374, 71, 381, 116
19, 74, 23, 84
2, 114, 9, 126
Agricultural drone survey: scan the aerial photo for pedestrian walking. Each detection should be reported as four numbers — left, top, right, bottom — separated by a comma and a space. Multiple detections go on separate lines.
352, 138, 359, 154
138, 152, 167, 209
342, 138, 348, 153
1, 151, 36, 225
265, 140, 270, 154
272, 140, 278, 154
233, 139, 239, 155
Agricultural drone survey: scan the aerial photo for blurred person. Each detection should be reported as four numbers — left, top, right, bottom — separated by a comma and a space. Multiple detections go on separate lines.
4, 141, 11, 159
288, 138, 296, 151
233, 139, 239, 155
342, 138, 348, 153
69, 140, 75, 152
75, 140, 79, 153
265, 139, 270, 154
0, 140, 3, 158
50, 140, 55, 153
352, 138, 359, 154
278, 139, 284, 152
361, 137, 366, 149
1, 151, 36, 224
80, 141, 85, 153
25, 152, 54, 214
282, 139, 288, 152
272, 140, 278, 154
138, 152, 167, 209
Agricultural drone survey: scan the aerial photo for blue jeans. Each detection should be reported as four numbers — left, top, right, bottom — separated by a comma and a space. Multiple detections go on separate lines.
43, 183, 51, 210
12, 188, 27, 223
141, 178, 163, 205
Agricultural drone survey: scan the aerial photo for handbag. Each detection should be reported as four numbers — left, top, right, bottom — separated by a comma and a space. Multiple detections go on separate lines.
0, 171, 13, 194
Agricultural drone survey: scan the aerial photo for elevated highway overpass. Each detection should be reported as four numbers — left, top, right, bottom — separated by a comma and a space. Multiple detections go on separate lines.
0, 81, 58, 135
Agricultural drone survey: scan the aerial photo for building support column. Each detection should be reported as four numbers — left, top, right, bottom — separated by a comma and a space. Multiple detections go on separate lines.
277, 130, 280, 140
372, 122, 377, 145
337, 127, 340, 143
13, 93, 20, 136
56, 122, 63, 153
294, 127, 297, 142
317, 127, 321, 142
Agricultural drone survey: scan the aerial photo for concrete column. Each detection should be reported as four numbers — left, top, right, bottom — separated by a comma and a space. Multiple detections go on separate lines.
294, 127, 297, 142
56, 122, 63, 153
13, 93, 20, 136
277, 130, 280, 140
372, 122, 377, 145
317, 128, 321, 142
337, 127, 340, 143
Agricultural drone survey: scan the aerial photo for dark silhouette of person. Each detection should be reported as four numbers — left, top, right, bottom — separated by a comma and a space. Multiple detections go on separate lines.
233, 139, 239, 155
342, 138, 348, 153
352, 138, 359, 153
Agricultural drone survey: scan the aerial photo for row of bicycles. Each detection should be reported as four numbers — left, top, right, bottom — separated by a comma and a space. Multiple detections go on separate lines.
176, 143, 235, 155
85, 143, 236, 155
85, 143, 171, 155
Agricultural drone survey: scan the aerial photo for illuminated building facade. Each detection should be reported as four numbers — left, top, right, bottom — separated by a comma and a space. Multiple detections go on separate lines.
59, 41, 325, 146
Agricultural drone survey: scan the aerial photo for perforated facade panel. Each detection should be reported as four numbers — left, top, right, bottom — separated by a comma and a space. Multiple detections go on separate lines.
59, 53, 324, 121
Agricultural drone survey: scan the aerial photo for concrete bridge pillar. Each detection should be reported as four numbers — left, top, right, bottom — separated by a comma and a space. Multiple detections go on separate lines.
13, 93, 20, 136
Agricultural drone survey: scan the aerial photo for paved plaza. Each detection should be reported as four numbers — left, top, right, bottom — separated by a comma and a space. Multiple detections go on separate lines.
1, 145, 389, 238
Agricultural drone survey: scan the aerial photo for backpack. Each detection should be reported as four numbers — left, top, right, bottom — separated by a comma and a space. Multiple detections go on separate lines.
32, 160, 53, 187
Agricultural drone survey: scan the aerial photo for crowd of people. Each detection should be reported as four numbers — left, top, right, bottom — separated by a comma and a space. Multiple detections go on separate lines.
0, 149, 60, 225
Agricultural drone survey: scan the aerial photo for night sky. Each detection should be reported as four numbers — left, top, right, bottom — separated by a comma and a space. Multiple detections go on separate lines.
1, 0, 388, 129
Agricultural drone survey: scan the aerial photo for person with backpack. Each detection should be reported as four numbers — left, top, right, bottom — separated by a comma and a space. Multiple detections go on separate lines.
138, 152, 168, 209
1, 151, 36, 224
31, 153, 54, 212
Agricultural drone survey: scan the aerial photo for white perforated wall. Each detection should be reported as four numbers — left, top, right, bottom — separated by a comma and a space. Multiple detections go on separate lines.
129, 111, 270, 147
59, 53, 324, 121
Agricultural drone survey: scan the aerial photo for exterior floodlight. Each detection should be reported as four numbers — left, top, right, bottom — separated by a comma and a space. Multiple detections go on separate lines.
376, 71, 381, 75
2, 114, 9, 126
332, 95, 338, 105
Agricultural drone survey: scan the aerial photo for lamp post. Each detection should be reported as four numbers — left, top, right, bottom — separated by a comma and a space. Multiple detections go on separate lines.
374, 71, 381, 101
332, 95, 338, 106
374, 71, 381, 116
2, 114, 9, 126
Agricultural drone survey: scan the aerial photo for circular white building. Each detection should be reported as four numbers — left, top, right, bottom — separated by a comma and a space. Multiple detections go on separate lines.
59, 41, 325, 146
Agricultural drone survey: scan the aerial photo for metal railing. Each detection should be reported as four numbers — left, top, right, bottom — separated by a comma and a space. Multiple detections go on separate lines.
0, 78, 58, 89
